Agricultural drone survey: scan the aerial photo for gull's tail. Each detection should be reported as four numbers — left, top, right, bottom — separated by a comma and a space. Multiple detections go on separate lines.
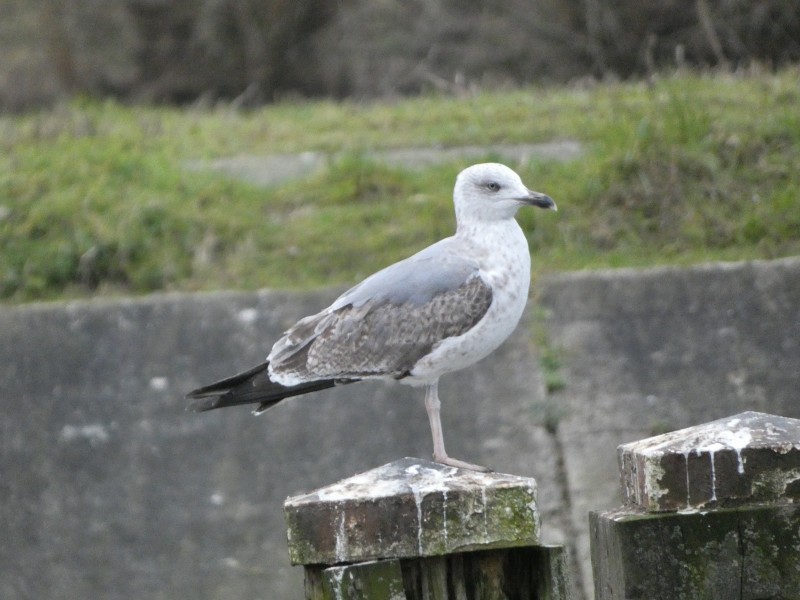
186, 361, 352, 415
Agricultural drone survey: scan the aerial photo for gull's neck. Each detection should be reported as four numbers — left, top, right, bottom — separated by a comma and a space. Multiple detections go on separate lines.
455, 212, 522, 239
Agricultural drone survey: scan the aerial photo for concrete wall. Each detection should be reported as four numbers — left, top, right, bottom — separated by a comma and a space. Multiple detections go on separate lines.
0, 289, 560, 599
538, 256, 800, 594
1, 256, 798, 599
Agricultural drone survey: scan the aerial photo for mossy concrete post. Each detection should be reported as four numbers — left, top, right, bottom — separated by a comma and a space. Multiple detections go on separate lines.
284, 457, 573, 599
591, 411, 800, 599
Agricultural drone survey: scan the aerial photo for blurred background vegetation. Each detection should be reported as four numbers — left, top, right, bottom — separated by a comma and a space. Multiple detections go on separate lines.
1, 0, 798, 303
2, 0, 798, 108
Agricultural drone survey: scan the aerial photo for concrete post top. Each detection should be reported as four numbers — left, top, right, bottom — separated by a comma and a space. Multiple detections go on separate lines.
619, 411, 800, 512
284, 458, 539, 565
286, 457, 538, 506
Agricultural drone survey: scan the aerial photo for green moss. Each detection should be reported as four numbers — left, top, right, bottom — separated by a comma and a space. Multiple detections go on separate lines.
597, 504, 800, 597
648, 420, 675, 436
489, 487, 539, 545
529, 307, 568, 432
540, 348, 566, 394
323, 562, 406, 600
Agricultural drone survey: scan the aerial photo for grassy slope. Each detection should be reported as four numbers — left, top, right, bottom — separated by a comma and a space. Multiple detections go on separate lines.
1, 69, 798, 302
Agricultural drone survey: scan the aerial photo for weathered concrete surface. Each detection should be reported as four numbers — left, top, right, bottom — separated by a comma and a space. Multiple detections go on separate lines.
0, 289, 560, 600
185, 141, 583, 188
590, 503, 800, 600
2, 256, 798, 600
285, 458, 539, 565
619, 411, 800, 512
538, 256, 800, 597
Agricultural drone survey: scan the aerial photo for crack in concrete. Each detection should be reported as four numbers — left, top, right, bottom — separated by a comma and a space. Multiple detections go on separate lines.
551, 422, 589, 600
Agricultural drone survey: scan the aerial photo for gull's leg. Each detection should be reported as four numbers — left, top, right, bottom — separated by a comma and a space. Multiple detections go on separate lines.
424, 381, 491, 472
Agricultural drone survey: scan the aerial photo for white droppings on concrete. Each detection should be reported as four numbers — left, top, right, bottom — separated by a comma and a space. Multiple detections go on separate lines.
527, 486, 537, 515
705, 445, 720, 502
643, 458, 669, 504
335, 509, 347, 564
403, 463, 459, 553
237, 307, 259, 324
677, 506, 703, 515
621, 413, 764, 507
149, 376, 168, 391
408, 481, 426, 554
622, 416, 754, 459
315, 472, 408, 501
59, 424, 109, 445
688, 428, 751, 501
331, 567, 345, 600
210, 492, 224, 506
683, 450, 692, 505
715, 428, 751, 474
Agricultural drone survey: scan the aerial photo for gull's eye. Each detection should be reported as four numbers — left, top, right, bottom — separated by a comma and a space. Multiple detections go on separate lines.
486, 181, 501, 192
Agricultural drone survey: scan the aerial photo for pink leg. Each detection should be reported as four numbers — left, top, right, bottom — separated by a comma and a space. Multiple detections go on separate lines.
424, 381, 490, 472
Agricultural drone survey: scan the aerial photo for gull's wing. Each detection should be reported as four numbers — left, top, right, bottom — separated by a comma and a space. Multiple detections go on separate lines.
268, 238, 493, 383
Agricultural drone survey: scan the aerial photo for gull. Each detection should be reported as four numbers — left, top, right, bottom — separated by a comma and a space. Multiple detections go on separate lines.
187, 163, 556, 471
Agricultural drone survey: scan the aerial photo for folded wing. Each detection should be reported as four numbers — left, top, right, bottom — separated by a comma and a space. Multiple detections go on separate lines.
269, 242, 494, 384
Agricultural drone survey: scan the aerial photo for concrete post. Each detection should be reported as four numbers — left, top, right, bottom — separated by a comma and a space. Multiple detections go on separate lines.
591, 411, 800, 599
284, 457, 573, 599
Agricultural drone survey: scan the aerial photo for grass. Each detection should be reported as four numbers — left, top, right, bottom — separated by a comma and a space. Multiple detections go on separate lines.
1, 67, 799, 303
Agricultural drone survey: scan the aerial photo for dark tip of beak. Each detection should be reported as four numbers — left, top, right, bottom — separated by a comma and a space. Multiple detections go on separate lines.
525, 191, 557, 211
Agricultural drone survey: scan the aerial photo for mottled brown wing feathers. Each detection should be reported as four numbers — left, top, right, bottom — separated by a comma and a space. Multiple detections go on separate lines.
272, 275, 492, 381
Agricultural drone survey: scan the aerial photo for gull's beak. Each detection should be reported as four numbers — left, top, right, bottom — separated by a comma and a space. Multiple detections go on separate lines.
521, 189, 557, 211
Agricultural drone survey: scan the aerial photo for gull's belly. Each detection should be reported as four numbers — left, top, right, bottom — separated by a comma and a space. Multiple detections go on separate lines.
407, 228, 531, 384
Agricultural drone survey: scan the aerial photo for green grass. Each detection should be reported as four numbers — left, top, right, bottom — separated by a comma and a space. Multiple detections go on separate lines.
1, 68, 799, 303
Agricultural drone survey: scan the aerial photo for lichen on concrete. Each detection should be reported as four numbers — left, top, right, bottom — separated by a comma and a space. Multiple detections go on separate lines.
591, 503, 800, 599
